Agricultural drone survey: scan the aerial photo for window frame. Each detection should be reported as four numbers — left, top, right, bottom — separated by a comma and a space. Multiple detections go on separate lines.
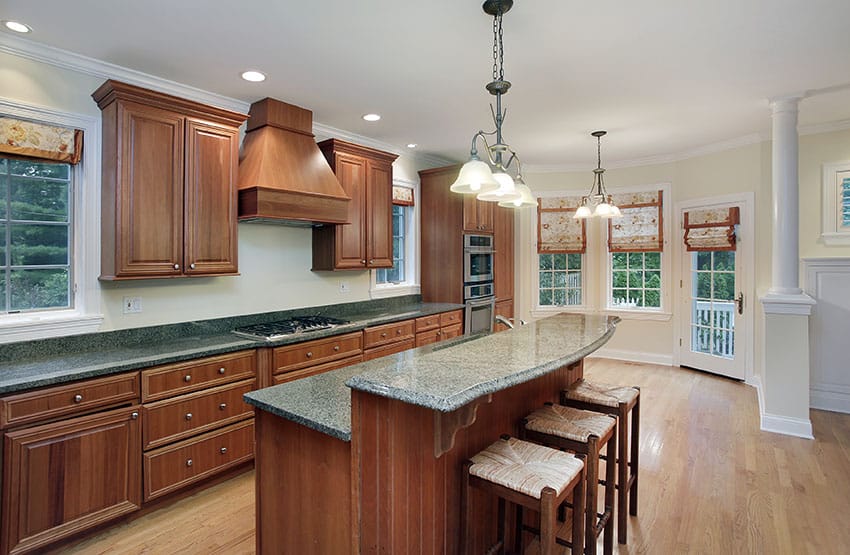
821, 161, 850, 245
0, 98, 103, 343
535, 252, 585, 309
370, 179, 420, 298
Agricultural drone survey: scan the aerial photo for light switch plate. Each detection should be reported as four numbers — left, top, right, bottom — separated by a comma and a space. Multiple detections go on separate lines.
123, 296, 142, 314
338, 281, 351, 293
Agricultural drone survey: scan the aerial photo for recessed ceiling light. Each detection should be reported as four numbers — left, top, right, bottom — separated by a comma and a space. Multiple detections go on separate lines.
407, 143, 417, 149
362, 114, 381, 122
2, 20, 32, 33
241, 70, 266, 82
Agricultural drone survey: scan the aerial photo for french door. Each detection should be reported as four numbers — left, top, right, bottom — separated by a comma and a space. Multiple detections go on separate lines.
678, 199, 751, 380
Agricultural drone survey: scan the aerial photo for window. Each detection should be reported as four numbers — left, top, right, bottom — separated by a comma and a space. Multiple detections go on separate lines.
611, 252, 661, 308
821, 161, 850, 245
1, 156, 72, 313
538, 253, 582, 306
376, 205, 405, 284
842, 176, 850, 228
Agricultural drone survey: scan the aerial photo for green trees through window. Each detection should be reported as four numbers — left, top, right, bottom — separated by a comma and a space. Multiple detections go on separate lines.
0, 157, 72, 313
611, 252, 661, 308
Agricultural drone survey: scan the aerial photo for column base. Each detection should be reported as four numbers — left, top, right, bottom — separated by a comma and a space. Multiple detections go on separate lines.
760, 292, 815, 315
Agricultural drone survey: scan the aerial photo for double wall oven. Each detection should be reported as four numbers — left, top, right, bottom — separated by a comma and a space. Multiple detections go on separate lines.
463, 234, 495, 334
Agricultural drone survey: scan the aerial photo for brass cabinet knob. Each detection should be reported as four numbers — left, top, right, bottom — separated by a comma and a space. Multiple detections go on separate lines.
333, 345, 340, 351
361, 259, 366, 265
220, 447, 228, 455
174, 263, 180, 270
219, 403, 227, 411
185, 413, 193, 421
219, 367, 226, 375
381, 332, 387, 338
184, 375, 192, 382
73, 394, 83, 403
131, 412, 139, 420
396, 329, 402, 335
306, 351, 313, 358
186, 459, 193, 467
190, 263, 196, 269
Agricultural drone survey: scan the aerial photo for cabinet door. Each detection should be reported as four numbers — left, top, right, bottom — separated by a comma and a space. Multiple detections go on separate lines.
184, 119, 240, 276
2, 406, 142, 554
493, 205, 515, 301
476, 199, 494, 233
334, 153, 368, 269
463, 196, 494, 233
366, 160, 394, 268
116, 101, 184, 277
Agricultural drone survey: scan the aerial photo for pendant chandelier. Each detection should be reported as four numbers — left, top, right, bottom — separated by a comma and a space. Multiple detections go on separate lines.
574, 130, 621, 219
450, 0, 537, 209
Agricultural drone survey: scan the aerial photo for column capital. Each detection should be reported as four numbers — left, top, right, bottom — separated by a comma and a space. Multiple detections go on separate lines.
768, 94, 805, 114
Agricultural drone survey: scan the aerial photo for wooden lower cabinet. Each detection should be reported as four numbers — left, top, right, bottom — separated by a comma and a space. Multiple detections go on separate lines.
143, 419, 254, 501
364, 338, 416, 361
1, 405, 142, 555
273, 355, 363, 385
415, 329, 442, 347
441, 323, 463, 340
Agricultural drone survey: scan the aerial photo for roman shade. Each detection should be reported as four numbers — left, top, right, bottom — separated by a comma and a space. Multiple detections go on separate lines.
392, 185, 414, 206
0, 116, 83, 164
683, 206, 739, 251
608, 190, 663, 252
537, 196, 587, 253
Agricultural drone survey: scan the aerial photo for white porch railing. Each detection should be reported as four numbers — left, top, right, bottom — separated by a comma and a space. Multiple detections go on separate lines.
692, 301, 735, 357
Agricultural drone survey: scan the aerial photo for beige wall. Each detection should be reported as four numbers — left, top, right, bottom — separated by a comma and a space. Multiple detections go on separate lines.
1, 53, 429, 331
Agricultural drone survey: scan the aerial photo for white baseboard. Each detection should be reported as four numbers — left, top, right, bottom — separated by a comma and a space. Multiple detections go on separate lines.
760, 413, 814, 439
588, 348, 673, 366
810, 388, 850, 414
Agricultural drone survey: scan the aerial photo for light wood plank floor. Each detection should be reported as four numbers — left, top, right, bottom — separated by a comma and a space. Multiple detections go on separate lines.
61, 359, 850, 554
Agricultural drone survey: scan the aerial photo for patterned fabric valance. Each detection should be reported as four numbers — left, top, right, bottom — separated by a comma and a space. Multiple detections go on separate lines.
392, 185, 414, 206
683, 206, 739, 251
537, 196, 587, 253
0, 116, 83, 164
608, 190, 664, 252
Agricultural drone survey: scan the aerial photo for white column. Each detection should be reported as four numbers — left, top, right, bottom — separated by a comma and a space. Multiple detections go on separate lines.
769, 96, 803, 295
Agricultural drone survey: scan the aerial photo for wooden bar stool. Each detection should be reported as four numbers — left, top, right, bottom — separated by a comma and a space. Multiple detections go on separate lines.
521, 403, 617, 555
462, 436, 586, 555
561, 379, 640, 545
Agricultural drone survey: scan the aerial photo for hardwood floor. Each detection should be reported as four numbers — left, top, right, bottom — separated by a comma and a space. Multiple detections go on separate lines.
58, 359, 850, 554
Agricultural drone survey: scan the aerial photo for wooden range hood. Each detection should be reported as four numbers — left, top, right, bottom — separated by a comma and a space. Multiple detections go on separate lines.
237, 98, 350, 226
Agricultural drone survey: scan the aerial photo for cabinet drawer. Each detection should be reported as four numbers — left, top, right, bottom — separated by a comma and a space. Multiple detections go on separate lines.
0, 372, 139, 430
142, 350, 255, 402
143, 419, 254, 501
364, 338, 415, 361
142, 379, 254, 450
363, 320, 415, 349
273, 332, 362, 374
415, 314, 440, 332
441, 323, 464, 341
439, 310, 464, 328
415, 330, 441, 348
273, 355, 363, 385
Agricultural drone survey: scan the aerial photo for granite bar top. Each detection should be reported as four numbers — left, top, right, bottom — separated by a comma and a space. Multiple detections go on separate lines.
0, 297, 463, 395
244, 313, 618, 442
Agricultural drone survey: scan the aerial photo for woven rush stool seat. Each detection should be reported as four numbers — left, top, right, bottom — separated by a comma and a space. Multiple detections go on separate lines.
562, 379, 640, 545
462, 436, 586, 555
523, 404, 617, 555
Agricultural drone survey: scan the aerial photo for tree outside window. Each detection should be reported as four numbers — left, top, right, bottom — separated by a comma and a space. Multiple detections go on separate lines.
376, 205, 405, 284
611, 251, 661, 308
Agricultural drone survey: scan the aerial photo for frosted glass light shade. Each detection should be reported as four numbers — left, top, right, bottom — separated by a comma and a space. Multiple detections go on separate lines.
450, 159, 499, 194
594, 202, 614, 218
478, 171, 522, 203
574, 204, 592, 219
498, 183, 537, 208
610, 205, 622, 217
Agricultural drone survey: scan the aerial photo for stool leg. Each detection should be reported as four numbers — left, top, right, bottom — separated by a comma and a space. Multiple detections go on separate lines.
603, 431, 616, 555
585, 436, 599, 555
617, 404, 628, 544
514, 505, 524, 554
540, 487, 557, 555
573, 459, 586, 555
461, 461, 472, 555
497, 497, 506, 553
629, 390, 640, 517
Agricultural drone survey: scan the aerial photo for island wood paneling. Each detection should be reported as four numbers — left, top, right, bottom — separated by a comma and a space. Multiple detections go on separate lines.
351, 360, 583, 554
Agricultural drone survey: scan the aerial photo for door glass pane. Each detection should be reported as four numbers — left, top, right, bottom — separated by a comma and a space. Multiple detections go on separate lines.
690, 251, 736, 359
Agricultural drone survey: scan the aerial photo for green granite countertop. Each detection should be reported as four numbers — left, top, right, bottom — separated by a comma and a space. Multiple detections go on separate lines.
0, 298, 462, 395
243, 313, 619, 442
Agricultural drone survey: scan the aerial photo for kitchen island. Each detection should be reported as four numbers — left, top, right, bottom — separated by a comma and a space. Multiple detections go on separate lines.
244, 312, 619, 554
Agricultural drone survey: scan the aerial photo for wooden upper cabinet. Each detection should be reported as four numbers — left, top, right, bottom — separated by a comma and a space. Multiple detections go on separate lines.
493, 205, 515, 302
463, 195, 494, 233
93, 80, 247, 280
312, 139, 398, 271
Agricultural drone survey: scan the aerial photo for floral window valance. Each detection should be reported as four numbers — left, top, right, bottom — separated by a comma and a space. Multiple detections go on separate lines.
0, 116, 83, 164
608, 190, 664, 252
537, 196, 587, 253
392, 185, 414, 206
683, 206, 739, 251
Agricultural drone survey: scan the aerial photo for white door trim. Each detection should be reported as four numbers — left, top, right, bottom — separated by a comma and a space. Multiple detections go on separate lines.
673, 193, 755, 383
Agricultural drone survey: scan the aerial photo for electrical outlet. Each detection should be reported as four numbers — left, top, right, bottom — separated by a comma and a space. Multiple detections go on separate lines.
338, 281, 351, 294
123, 296, 142, 314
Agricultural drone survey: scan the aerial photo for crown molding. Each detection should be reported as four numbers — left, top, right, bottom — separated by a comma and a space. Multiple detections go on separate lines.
799, 118, 850, 136
312, 121, 454, 167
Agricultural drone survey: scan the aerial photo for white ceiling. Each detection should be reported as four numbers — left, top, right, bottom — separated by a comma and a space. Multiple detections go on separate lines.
4, 0, 850, 169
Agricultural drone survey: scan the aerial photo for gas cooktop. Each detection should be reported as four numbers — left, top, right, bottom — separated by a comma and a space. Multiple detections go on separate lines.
232, 315, 350, 341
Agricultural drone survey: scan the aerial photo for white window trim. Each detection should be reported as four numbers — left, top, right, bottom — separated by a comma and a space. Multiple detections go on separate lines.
0, 97, 103, 343
822, 161, 850, 245
371, 178, 420, 299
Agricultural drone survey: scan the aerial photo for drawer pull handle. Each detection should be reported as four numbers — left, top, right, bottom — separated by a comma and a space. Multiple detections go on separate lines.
185, 413, 193, 421
220, 447, 228, 455
219, 367, 226, 375
73, 394, 83, 403
131, 412, 139, 420
186, 459, 193, 467
184, 375, 192, 382
333, 345, 340, 351
219, 403, 227, 411
306, 351, 313, 358
381, 332, 387, 338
